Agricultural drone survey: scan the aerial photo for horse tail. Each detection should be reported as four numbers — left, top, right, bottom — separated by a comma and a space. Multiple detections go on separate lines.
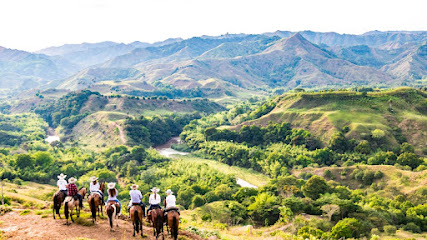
90, 196, 96, 220
108, 205, 116, 229
156, 211, 162, 236
64, 200, 69, 220
55, 196, 60, 215
173, 215, 178, 240
134, 209, 140, 233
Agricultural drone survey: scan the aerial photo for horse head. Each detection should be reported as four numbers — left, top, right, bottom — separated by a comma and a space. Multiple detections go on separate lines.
79, 187, 87, 198
100, 182, 105, 193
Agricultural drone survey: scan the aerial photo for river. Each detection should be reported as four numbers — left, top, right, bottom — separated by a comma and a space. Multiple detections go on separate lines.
155, 137, 257, 189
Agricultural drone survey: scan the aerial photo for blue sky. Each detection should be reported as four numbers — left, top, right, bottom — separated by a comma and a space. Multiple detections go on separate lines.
0, 0, 426, 51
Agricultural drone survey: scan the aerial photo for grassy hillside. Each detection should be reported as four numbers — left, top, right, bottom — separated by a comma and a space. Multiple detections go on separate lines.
234, 88, 427, 154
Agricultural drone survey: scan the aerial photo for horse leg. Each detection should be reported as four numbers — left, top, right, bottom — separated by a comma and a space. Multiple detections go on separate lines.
133, 221, 136, 237
140, 219, 143, 237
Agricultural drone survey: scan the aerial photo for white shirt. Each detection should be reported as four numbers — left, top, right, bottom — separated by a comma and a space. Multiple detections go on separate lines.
166, 194, 176, 208
149, 193, 161, 205
129, 190, 143, 203
90, 182, 100, 193
57, 179, 67, 190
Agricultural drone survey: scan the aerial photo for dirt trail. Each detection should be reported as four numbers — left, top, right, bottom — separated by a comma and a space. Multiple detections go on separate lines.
0, 211, 202, 240
114, 123, 126, 144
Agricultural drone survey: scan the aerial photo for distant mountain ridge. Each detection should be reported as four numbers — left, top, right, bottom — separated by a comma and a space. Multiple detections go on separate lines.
1, 30, 426, 98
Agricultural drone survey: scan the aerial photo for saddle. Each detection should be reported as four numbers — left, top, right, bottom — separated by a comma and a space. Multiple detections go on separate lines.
107, 201, 120, 214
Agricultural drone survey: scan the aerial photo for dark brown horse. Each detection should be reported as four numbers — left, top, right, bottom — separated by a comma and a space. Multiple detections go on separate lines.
149, 208, 164, 239
166, 210, 179, 240
88, 182, 105, 223
52, 190, 66, 219
105, 201, 120, 231
64, 187, 87, 225
130, 204, 145, 237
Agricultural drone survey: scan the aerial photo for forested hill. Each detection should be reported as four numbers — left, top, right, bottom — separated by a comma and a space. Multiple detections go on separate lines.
184, 88, 427, 155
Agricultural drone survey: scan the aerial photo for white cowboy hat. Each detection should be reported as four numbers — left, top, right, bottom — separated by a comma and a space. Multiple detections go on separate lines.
107, 182, 116, 189
68, 177, 76, 184
57, 173, 67, 180
131, 184, 138, 190
90, 176, 98, 182
166, 189, 173, 195
150, 187, 160, 193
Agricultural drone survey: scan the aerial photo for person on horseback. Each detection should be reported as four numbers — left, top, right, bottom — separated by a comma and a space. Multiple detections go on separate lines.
57, 173, 67, 195
106, 182, 121, 216
89, 176, 104, 204
67, 177, 83, 209
163, 189, 180, 218
128, 184, 144, 212
146, 187, 161, 218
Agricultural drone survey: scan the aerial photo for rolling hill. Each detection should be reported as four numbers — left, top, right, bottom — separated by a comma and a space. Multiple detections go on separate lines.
229, 88, 427, 154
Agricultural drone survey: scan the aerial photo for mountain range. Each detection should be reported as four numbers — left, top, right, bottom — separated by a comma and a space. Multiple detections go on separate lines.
1, 31, 426, 98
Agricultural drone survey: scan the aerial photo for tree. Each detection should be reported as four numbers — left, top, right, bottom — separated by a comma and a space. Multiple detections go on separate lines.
406, 204, 427, 231
400, 142, 415, 153
313, 148, 335, 166
247, 193, 280, 226
331, 218, 362, 239
33, 151, 53, 167
191, 195, 205, 208
397, 152, 422, 169
321, 204, 340, 221
328, 132, 350, 153
303, 175, 329, 200
371, 129, 385, 140
14, 154, 34, 169
355, 140, 371, 154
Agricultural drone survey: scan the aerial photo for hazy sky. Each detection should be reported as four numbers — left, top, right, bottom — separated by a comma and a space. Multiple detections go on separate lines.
0, 0, 426, 51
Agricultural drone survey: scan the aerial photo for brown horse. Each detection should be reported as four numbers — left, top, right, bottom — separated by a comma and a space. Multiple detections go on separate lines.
88, 182, 105, 223
52, 190, 66, 219
149, 208, 164, 239
105, 201, 120, 231
64, 187, 87, 225
166, 210, 179, 240
130, 204, 145, 237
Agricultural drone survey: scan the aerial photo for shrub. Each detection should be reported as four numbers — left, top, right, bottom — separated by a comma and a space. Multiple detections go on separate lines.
403, 222, 421, 233
355, 140, 371, 154
383, 225, 397, 235
191, 195, 205, 209
397, 152, 422, 169
331, 218, 362, 239
324, 169, 333, 179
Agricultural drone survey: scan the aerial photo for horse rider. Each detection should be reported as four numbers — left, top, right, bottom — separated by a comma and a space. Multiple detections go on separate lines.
89, 176, 104, 204
57, 173, 68, 196
127, 184, 144, 212
146, 187, 161, 218
163, 189, 180, 218
67, 177, 83, 208
106, 182, 121, 216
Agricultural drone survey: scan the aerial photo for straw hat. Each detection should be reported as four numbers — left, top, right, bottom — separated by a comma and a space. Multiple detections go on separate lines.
150, 187, 160, 193
166, 189, 173, 195
90, 176, 98, 182
131, 184, 138, 190
107, 182, 116, 189
68, 177, 76, 184
57, 173, 67, 180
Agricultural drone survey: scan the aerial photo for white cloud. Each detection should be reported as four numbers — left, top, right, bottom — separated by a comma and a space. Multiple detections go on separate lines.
0, 0, 426, 51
